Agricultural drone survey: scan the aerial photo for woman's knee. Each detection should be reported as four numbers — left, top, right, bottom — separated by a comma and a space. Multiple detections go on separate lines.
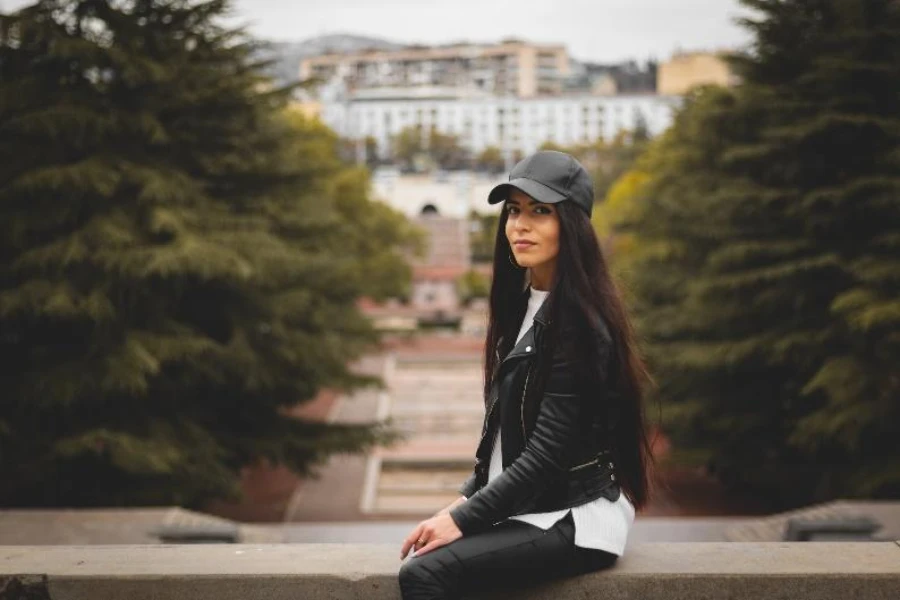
399, 547, 465, 600
398, 555, 448, 597
398, 557, 426, 587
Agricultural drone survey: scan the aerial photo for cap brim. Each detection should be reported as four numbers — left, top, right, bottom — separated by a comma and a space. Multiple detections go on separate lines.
487, 178, 567, 205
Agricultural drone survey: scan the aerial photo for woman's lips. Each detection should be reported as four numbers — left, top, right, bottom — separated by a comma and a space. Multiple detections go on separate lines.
513, 241, 536, 249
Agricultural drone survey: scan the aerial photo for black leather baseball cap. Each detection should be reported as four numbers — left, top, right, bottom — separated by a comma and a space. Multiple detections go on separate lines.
487, 150, 594, 217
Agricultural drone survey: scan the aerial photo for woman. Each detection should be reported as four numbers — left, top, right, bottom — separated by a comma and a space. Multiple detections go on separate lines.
398, 150, 656, 600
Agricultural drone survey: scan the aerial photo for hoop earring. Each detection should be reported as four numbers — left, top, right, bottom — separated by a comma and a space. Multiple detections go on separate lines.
508, 250, 522, 268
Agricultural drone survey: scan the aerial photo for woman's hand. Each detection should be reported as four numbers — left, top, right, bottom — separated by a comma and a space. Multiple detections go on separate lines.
400, 513, 463, 559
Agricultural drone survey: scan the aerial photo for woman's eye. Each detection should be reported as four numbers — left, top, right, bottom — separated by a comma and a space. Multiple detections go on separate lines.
506, 205, 550, 215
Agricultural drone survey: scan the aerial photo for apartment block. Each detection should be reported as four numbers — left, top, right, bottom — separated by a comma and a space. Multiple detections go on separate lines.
299, 39, 570, 98
657, 51, 738, 95
315, 92, 680, 159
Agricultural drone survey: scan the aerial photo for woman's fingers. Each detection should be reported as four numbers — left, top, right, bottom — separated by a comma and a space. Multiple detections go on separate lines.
400, 523, 425, 559
400, 515, 460, 559
415, 537, 448, 556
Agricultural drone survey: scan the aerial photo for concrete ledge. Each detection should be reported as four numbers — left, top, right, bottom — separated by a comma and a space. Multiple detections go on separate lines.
2, 542, 899, 599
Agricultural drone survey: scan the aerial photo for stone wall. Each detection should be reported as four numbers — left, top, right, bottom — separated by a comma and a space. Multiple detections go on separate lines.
2, 542, 899, 600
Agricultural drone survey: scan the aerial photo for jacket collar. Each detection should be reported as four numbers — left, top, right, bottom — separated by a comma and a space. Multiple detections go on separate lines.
499, 286, 552, 365
502, 326, 536, 364
532, 285, 552, 326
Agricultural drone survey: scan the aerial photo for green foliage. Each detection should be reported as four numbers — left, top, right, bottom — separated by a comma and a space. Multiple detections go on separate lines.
391, 125, 469, 171
455, 268, 489, 305
537, 140, 567, 153
336, 135, 384, 168
618, 0, 900, 505
428, 126, 469, 170
475, 146, 505, 173
468, 209, 500, 264
393, 125, 425, 169
0, 0, 420, 507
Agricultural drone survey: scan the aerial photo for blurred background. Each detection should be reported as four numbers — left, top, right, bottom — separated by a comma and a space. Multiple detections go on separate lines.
0, 0, 897, 546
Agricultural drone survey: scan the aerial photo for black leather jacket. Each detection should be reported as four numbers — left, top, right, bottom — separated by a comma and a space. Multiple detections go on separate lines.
449, 290, 621, 537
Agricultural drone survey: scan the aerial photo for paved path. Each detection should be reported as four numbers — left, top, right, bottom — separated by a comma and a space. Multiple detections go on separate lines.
285, 348, 487, 520
284, 354, 388, 522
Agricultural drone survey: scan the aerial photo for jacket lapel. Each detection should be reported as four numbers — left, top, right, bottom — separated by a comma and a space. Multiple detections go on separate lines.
499, 288, 551, 367
501, 326, 536, 364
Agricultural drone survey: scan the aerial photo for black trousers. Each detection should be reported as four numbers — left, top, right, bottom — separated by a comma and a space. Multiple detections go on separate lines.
398, 511, 617, 600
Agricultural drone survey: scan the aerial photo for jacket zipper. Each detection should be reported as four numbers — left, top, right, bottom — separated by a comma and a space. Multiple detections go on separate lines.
481, 341, 502, 438
569, 454, 615, 473
519, 365, 605, 474
477, 385, 500, 461
473, 339, 506, 478
494, 321, 619, 483
569, 459, 597, 471
520, 365, 531, 440
518, 359, 615, 476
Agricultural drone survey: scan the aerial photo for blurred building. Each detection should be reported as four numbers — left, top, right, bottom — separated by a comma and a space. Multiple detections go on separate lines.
409, 213, 471, 315
296, 37, 679, 161
565, 59, 658, 95
370, 167, 505, 219
358, 170, 498, 332
359, 208, 480, 332
300, 39, 569, 99
319, 92, 680, 159
565, 68, 619, 96
657, 50, 739, 95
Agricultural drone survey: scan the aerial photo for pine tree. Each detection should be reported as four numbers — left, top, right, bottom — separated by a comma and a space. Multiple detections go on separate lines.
0, 0, 420, 507
618, 0, 900, 506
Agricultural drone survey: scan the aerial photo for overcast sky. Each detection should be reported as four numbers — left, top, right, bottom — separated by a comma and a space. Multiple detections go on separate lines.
1, 0, 756, 63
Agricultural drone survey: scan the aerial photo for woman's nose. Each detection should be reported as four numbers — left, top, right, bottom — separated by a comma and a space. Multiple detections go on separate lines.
513, 214, 532, 231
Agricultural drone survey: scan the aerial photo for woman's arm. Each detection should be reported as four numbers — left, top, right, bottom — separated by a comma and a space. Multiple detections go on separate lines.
435, 495, 467, 516
449, 339, 608, 536
458, 470, 479, 498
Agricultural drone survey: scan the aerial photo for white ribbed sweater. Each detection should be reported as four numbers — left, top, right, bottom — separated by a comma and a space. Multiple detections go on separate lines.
481, 286, 635, 555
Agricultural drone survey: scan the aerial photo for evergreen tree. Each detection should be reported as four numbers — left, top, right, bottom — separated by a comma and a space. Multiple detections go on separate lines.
0, 0, 420, 507
619, 0, 900, 506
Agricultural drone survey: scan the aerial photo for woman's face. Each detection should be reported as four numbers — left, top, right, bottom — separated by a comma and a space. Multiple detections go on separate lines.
504, 188, 560, 272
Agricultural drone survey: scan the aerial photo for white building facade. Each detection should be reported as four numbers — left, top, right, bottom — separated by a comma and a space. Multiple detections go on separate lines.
370, 169, 506, 218
318, 93, 681, 160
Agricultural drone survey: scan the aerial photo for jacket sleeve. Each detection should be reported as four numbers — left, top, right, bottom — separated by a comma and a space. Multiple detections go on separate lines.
458, 470, 478, 498
449, 341, 604, 536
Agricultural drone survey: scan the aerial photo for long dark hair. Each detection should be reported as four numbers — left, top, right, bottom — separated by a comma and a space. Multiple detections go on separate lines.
483, 199, 657, 510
